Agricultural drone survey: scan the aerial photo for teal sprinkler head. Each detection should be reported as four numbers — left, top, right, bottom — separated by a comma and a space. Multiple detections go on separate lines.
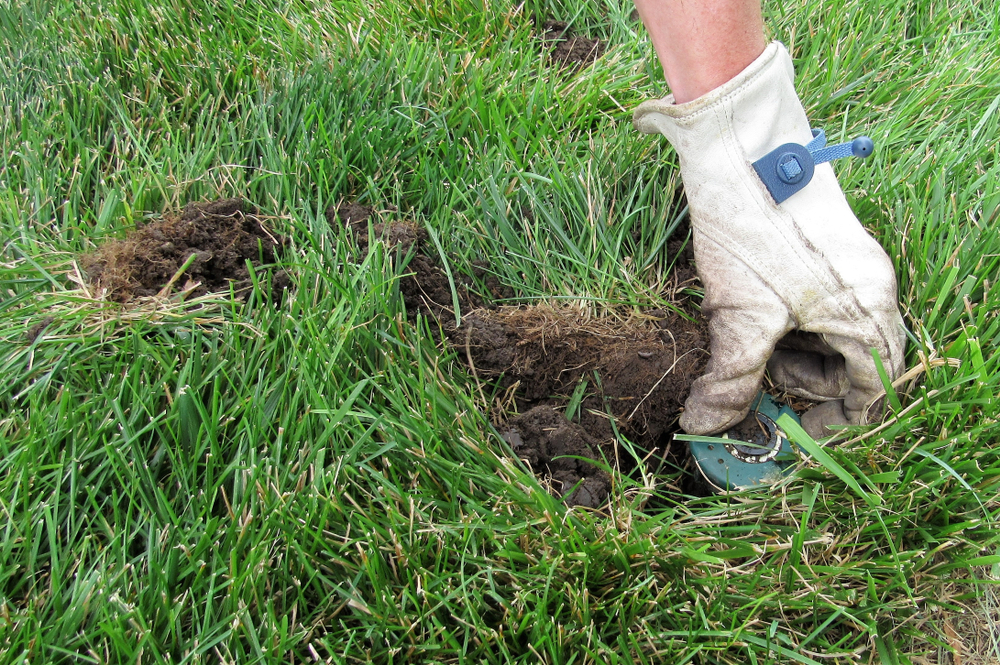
688, 393, 801, 492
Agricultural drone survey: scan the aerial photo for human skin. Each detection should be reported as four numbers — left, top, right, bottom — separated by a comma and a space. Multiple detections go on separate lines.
631, 0, 767, 104
630, 7, 907, 438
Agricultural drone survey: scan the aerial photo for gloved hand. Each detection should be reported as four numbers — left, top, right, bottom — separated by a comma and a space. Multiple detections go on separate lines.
633, 42, 905, 439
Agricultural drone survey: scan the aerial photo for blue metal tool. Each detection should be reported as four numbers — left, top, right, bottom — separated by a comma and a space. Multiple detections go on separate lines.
688, 393, 801, 492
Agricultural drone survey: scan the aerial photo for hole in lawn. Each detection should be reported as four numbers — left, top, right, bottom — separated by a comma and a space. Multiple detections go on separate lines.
81, 198, 289, 302
331, 200, 711, 508
539, 20, 604, 69
500, 406, 612, 508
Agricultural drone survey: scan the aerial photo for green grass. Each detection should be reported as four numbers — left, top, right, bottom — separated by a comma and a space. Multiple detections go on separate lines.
1, 0, 999, 662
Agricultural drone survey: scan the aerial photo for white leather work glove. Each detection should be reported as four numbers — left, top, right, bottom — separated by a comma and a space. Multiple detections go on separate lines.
633, 42, 905, 439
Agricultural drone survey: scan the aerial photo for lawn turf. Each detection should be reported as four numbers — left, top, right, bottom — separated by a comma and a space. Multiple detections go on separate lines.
1, 0, 1000, 662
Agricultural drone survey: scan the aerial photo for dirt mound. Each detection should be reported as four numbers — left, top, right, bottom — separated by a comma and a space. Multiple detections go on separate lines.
334, 202, 373, 226
82, 198, 287, 302
332, 200, 708, 506
541, 20, 604, 68
501, 406, 611, 508
327, 202, 422, 254
327, 202, 512, 316
462, 306, 708, 451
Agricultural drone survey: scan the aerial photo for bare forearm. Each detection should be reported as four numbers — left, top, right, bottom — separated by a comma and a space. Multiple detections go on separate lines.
632, 0, 766, 103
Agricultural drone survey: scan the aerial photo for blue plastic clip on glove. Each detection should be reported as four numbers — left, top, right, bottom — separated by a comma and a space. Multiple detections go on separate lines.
634, 42, 906, 439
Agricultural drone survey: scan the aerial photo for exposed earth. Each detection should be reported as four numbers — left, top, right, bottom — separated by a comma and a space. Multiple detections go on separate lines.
540, 20, 604, 68
83, 195, 710, 509
329, 201, 709, 508
501, 406, 611, 508
82, 198, 287, 302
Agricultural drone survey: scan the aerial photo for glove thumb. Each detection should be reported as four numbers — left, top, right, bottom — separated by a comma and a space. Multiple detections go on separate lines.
681, 303, 792, 435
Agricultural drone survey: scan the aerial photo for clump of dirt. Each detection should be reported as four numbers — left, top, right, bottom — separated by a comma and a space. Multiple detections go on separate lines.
334, 202, 373, 226
327, 202, 512, 317
461, 306, 708, 452
726, 412, 774, 449
82, 198, 287, 302
332, 199, 708, 507
540, 20, 604, 68
327, 202, 422, 254
501, 406, 611, 508
26, 316, 55, 343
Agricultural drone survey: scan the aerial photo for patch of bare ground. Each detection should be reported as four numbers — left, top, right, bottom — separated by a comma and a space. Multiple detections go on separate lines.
540, 20, 604, 68
330, 201, 709, 508
81, 198, 288, 302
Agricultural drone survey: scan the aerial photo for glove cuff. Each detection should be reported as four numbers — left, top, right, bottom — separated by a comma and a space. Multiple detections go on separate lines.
633, 42, 814, 168
634, 41, 788, 132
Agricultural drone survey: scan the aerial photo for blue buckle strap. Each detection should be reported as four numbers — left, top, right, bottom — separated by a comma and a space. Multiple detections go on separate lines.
752, 129, 874, 204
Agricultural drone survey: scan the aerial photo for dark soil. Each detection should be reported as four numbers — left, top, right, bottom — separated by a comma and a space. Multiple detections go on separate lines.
501, 406, 611, 508
666, 237, 698, 290
327, 202, 421, 254
541, 20, 604, 68
82, 198, 288, 302
26, 316, 55, 343
460, 306, 707, 450
327, 202, 512, 317
332, 200, 709, 508
727, 411, 776, 450
334, 202, 373, 226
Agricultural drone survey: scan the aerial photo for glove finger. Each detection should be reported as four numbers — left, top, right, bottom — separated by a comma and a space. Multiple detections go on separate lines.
800, 400, 850, 439
776, 316, 905, 438
681, 305, 792, 435
767, 349, 849, 401
824, 323, 905, 425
